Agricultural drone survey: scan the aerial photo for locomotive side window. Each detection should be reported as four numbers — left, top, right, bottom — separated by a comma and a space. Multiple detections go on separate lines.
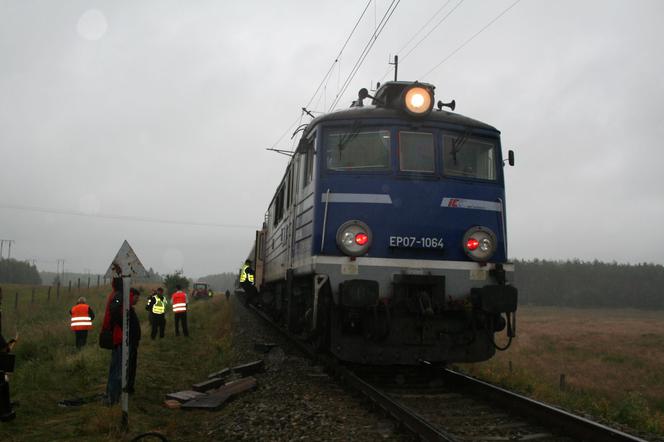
273, 184, 285, 226
300, 137, 314, 188
399, 131, 434, 173
326, 130, 390, 171
286, 169, 292, 208
443, 135, 496, 180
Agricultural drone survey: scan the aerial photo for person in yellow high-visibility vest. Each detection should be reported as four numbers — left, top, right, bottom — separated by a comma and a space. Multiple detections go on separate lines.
239, 259, 258, 305
146, 288, 167, 339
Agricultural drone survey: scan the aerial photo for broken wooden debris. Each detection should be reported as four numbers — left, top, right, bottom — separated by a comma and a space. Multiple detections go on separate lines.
192, 377, 226, 393
181, 377, 257, 410
207, 367, 231, 380
165, 390, 207, 402
232, 360, 264, 376
205, 359, 264, 382
254, 342, 278, 353
163, 400, 182, 409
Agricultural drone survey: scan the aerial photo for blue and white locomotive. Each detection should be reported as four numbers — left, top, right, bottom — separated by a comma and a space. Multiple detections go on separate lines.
247, 80, 517, 365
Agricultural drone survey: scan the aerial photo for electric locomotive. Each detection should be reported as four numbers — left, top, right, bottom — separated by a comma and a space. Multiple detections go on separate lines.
246, 80, 517, 365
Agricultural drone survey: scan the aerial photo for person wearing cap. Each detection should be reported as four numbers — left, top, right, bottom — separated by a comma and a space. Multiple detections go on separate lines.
146, 287, 167, 339
70, 296, 95, 349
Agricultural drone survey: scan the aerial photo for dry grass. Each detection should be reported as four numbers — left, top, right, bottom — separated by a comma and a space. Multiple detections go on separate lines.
458, 306, 664, 435
0, 283, 235, 441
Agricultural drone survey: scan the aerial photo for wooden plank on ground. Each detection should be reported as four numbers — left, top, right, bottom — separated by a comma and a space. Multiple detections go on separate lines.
207, 367, 231, 380
192, 377, 226, 392
165, 390, 207, 402
254, 343, 278, 353
232, 360, 264, 376
181, 377, 257, 410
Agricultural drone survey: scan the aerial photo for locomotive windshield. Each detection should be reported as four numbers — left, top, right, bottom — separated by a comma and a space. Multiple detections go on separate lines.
443, 134, 497, 180
326, 129, 390, 171
399, 131, 434, 173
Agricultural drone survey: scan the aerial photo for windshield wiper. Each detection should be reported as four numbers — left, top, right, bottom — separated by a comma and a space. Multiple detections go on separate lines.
336, 120, 363, 152
451, 130, 472, 165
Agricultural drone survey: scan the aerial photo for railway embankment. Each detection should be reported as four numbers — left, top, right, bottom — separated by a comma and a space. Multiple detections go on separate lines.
207, 296, 413, 441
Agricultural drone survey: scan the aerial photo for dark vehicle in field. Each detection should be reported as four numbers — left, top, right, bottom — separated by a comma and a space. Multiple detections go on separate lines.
191, 282, 211, 300
244, 81, 518, 365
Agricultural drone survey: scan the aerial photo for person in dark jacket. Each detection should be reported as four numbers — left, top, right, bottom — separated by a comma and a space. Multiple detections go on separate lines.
124, 288, 141, 393
102, 279, 141, 404
0, 333, 17, 422
239, 259, 258, 305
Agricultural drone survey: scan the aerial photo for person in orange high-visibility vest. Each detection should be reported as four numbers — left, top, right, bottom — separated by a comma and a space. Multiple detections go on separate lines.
171, 285, 189, 337
70, 296, 95, 349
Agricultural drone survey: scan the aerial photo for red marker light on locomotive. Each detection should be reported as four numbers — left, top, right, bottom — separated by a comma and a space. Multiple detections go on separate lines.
355, 233, 369, 245
466, 238, 479, 251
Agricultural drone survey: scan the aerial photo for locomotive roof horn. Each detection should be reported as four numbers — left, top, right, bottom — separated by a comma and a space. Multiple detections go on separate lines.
437, 99, 456, 111
351, 88, 383, 108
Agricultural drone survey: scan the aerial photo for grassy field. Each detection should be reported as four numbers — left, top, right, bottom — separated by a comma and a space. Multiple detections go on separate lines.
0, 283, 235, 441
458, 306, 664, 437
1, 285, 663, 440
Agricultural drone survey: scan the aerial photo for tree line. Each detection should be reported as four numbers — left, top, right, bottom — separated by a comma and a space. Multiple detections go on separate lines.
0, 258, 42, 285
4, 257, 663, 309
514, 259, 664, 309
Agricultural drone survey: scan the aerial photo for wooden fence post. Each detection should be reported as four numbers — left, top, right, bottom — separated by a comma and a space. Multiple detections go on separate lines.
48, 286, 51, 302
57, 282, 60, 300
77, 278, 80, 291
68, 280, 72, 293
97, 275, 101, 287
559, 374, 566, 391
87, 276, 90, 290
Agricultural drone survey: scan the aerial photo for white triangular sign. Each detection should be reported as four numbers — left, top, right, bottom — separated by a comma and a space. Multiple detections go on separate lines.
104, 240, 147, 278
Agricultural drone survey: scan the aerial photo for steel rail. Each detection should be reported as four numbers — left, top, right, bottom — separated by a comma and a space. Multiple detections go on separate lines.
245, 301, 649, 442
246, 304, 457, 442
442, 369, 648, 442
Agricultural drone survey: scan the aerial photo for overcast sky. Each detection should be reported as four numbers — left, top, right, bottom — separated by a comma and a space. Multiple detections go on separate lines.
1, 0, 663, 278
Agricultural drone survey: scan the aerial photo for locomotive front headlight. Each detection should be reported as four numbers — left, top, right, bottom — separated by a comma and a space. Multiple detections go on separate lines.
336, 220, 372, 257
402, 85, 433, 117
463, 226, 497, 262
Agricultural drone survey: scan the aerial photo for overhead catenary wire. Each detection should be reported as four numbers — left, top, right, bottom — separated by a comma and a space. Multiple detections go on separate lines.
304, 0, 373, 110
401, 0, 465, 62
328, 0, 401, 111
378, 0, 464, 83
268, 1, 373, 152
420, 0, 523, 79
269, 111, 304, 151
0, 202, 256, 230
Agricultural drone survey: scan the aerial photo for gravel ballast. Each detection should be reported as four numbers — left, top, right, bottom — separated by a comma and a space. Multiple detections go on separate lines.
205, 297, 414, 441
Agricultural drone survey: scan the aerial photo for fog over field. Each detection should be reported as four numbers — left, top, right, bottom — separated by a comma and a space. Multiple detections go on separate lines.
1, 1, 663, 277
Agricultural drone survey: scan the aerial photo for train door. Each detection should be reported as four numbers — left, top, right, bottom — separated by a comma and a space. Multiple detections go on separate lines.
254, 229, 266, 291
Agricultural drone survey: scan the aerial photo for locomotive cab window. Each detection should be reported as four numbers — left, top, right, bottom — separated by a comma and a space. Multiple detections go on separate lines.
399, 131, 434, 173
326, 129, 390, 171
443, 135, 496, 180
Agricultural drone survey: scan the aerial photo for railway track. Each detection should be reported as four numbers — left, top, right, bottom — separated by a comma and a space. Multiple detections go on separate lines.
245, 303, 649, 442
